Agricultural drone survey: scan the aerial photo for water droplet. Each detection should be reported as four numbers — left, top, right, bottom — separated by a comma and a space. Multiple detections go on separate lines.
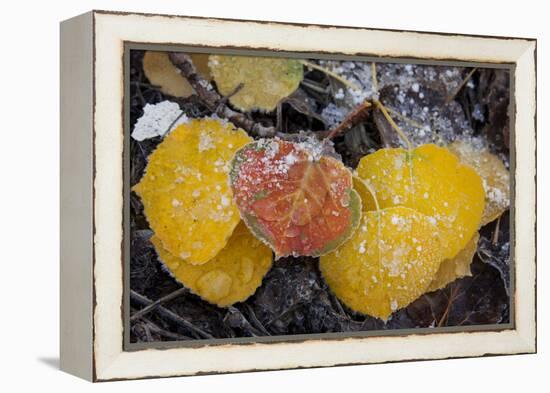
239, 258, 254, 283
196, 270, 232, 301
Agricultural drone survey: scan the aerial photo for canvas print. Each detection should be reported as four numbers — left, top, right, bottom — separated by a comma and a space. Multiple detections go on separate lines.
127, 49, 511, 345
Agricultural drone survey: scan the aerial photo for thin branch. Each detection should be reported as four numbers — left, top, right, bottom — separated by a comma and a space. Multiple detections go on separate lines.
162, 110, 187, 136
168, 53, 277, 137
374, 100, 413, 151
373, 108, 396, 147
300, 79, 329, 94
130, 286, 188, 322
301, 60, 361, 91
243, 304, 271, 336
325, 101, 372, 140
492, 215, 502, 246
437, 283, 461, 327
140, 316, 192, 341
371, 62, 379, 94
445, 67, 477, 104
130, 290, 214, 339
384, 106, 427, 130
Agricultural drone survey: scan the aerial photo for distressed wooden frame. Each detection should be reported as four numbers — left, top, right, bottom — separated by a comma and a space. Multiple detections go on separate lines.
60, 10, 536, 382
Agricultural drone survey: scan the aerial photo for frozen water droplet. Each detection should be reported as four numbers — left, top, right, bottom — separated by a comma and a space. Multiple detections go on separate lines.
196, 270, 232, 301
239, 258, 254, 283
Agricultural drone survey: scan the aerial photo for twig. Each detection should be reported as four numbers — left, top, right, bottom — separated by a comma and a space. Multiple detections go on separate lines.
301, 60, 361, 91
373, 108, 396, 147
130, 287, 188, 322
492, 215, 501, 246
370, 62, 413, 149
217, 82, 244, 108
243, 304, 271, 336
371, 62, 379, 94
225, 307, 264, 337
276, 102, 283, 132
162, 111, 187, 136
300, 79, 329, 94
140, 316, 192, 341
130, 290, 214, 339
437, 283, 462, 327
374, 100, 413, 150
168, 53, 277, 137
265, 303, 303, 327
325, 101, 372, 139
384, 106, 427, 130
327, 290, 347, 316
445, 68, 477, 104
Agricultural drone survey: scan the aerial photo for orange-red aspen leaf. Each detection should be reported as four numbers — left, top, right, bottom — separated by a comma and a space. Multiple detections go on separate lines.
229, 138, 361, 258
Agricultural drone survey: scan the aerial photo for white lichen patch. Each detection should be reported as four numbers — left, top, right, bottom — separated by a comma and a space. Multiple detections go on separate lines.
131, 100, 189, 141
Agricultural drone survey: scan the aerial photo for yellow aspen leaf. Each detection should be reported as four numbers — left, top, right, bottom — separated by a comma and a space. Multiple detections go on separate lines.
356, 144, 485, 259
209, 55, 303, 112
352, 174, 376, 212
133, 118, 252, 265
143, 51, 211, 98
427, 232, 479, 292
152, 223, 273, 307
320, 206, 445, 321
448, 140, 510, 225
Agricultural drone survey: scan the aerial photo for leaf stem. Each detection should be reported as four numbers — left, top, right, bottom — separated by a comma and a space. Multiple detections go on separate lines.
301, 60, 361, 91
371, 62, 413, 150
374, 100, 413, 151
371, 62, 379, 94
384, 106, 427, 130
445, 67, 477, 104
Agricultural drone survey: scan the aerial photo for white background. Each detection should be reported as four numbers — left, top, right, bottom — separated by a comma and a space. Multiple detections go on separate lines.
0, 0, 546, 391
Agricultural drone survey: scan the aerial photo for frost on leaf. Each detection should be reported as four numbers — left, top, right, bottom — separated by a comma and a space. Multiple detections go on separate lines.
356, 144, 485, 259
448, 140, 510, 225
131, 100, 189, 141
427, 232, 479, 292
152, 223, 273, 307
320, 206, 445, 320
133, 118, 252, 265
229, 138, 361, 258
143, 51, 211, 98
209, 55, 303, 112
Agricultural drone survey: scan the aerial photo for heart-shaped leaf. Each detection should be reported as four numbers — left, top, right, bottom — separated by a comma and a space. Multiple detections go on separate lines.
133, 118, 252, 265
229, 138, 361, 258
320, 206, 445, 321
209, 55, 303, 112
356, 144, 485, 259
152, 223, 273, 307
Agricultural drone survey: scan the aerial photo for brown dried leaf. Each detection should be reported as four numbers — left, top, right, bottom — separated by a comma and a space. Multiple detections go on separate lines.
143, 51, 211, 98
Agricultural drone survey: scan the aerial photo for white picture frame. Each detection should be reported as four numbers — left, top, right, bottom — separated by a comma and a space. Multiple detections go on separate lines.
60, 10, 536, 382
